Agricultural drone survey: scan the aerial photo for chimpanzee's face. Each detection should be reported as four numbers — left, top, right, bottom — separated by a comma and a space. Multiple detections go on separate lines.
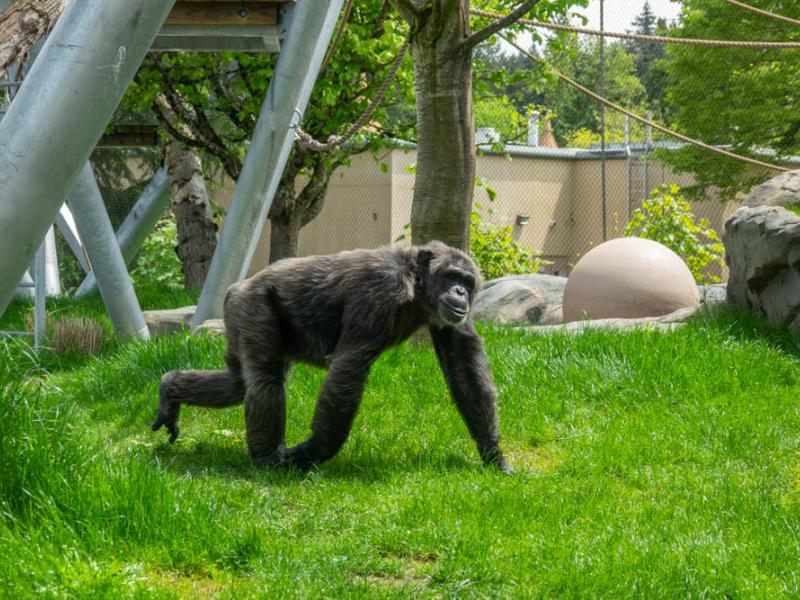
433, 262, 478, 325
418, 243, 482, 327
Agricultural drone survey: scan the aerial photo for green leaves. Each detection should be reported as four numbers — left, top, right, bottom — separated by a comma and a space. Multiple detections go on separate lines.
663, 0, 800, 194
624, 184, 725, 284
130, 219, 185, 292
470, 201, 546, 280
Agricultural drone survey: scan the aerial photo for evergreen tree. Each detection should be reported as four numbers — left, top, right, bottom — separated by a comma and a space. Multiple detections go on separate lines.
627, 2, 670, 117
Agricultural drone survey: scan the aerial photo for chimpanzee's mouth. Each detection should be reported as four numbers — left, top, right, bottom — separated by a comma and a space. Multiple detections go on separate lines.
440, 303, 468, 323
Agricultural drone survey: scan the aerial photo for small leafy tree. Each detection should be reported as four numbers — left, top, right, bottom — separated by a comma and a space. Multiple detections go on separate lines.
130, 219, 184, 292
624, 184, 725, 283
470, 209, 545, 280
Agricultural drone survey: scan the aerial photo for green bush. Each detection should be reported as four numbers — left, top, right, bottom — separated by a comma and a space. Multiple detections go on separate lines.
130, 218, 184, 292
470, 208, 546, 281
624, 184, 725, 284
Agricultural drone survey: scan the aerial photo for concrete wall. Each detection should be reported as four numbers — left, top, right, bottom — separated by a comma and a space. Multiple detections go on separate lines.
213, 147, 740, 278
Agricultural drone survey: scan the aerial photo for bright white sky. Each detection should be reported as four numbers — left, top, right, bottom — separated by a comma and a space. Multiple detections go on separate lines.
497, 1, 685, 53
578, 0, 683, 31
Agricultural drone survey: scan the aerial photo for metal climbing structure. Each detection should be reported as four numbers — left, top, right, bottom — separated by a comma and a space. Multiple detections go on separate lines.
0, 0, 345, 340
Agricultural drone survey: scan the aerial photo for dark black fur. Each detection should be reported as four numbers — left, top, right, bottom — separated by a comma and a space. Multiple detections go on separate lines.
152, 241, 511, 472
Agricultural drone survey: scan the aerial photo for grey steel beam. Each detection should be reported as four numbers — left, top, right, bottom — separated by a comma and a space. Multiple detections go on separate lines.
153, 25, 282, 53
0, 0, 176, 318
192, 0, 345, 326
15, 271, 34, 300
68, 163, 149, 340
76, 166, 170, 297
55, 204, 91, 274
43, 226, 61, 297
33, 242, 46, 348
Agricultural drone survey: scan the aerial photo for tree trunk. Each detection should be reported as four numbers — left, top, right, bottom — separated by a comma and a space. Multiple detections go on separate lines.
409, 0, 475, 250
267, 149, 335, 264
165, 140, 218, 292
268, 215, 302, 264
0, 0, 66, 70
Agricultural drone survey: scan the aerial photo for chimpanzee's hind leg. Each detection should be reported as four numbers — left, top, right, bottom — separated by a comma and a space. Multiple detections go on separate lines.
152, 343, 245, 443
241, 355, 289, 464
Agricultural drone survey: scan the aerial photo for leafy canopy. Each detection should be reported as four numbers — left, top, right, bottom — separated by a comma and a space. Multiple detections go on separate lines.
624, 184, 725, 284
662, 0, 800, 197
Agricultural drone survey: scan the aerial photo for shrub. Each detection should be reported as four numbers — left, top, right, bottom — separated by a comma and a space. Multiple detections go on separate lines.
130, 218, 184, 292
470, 209, 546, 281
50, 317, 104, 356
624, 184, 725, 284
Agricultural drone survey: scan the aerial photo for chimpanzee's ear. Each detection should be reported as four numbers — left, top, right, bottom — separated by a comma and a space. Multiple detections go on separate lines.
416, 248, 434, 274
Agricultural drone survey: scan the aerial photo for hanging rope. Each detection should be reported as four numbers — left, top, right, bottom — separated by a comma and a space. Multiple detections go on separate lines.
319, 0, 354, 74
720, 0, 800, 27
499, 34, 789, 173
470, 8, 800, 48
294, 41, 410, 153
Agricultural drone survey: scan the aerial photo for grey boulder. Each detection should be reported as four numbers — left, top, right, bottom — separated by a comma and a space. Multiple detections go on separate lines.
473, 274, 567, 326
723, 205, 800, 329
743, 169, 800, 209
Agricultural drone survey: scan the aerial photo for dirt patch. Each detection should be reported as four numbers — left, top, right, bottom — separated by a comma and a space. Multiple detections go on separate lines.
354, 551, 437, 590
505, 440, 563, 473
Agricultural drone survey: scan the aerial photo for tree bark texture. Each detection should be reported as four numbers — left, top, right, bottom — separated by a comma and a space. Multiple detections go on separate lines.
165, 140, 218, 292
0, 0, 66, 70
268, 149, 335, 264
408, 0, 475, 251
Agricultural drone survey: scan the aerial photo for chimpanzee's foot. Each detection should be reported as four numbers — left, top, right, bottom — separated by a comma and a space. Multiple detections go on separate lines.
151, 372, 181, 443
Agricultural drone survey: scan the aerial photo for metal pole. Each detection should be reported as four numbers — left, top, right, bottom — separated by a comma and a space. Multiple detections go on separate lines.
75, 166, 170, 297
68, 163, 149, 340
645, 111, 653, 192
625, 115, 632, 219
16, 271, 34, 300
43, 226, 61, 296
55, 204, 91, 274
599, 0, 607, 242
192, 0, 346, 326
0, 0, 176, 318
33, 242, 46, 348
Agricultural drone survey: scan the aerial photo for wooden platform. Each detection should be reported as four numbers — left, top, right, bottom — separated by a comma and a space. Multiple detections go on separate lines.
154, 0, 293, 53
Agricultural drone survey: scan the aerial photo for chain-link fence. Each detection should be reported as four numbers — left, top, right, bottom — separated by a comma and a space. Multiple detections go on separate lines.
237, 0, 797, 282
56, 0, 798, 285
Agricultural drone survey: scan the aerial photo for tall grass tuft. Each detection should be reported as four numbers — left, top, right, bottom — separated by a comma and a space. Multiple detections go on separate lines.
50, 317, 105, 356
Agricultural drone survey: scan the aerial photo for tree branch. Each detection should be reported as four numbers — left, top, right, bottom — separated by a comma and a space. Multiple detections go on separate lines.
371, 1, 392, 38
462, 0, 540, 52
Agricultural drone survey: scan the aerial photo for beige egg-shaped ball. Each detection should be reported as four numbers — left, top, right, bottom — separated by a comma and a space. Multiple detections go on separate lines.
563, 237, 700, 322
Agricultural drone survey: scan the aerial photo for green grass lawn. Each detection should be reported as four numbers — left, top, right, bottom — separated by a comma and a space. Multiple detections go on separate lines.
2, 295, 800, 598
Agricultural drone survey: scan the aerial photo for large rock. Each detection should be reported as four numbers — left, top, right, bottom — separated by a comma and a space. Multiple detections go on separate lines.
697, 283, 727, 306
723, 205, 800, 328
473, 274, 566, 326
526, 306, 698, 335
743, 169, 800, 209
143, 306, 196, 335
197, 319, 225, 335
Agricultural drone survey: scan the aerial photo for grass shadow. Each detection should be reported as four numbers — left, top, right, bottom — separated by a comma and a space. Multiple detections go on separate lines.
689, 303, 800, 359
152, 438, 483, 486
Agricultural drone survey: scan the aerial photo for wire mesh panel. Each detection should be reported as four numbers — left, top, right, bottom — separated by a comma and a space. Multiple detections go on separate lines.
234, 0, 796, 282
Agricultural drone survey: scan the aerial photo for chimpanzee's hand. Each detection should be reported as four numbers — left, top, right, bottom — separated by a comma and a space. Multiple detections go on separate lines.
151, 373, 181, 443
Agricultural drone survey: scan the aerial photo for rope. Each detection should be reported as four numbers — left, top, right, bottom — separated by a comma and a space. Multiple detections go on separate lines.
500, 34, 789, 173
294, 41, 410, 153
470, 8, 800, 48
720, 0, 800, 27
319, 0, 354, 74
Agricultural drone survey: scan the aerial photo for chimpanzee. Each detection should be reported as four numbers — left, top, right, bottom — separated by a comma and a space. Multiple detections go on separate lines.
152, 241, 511, 473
